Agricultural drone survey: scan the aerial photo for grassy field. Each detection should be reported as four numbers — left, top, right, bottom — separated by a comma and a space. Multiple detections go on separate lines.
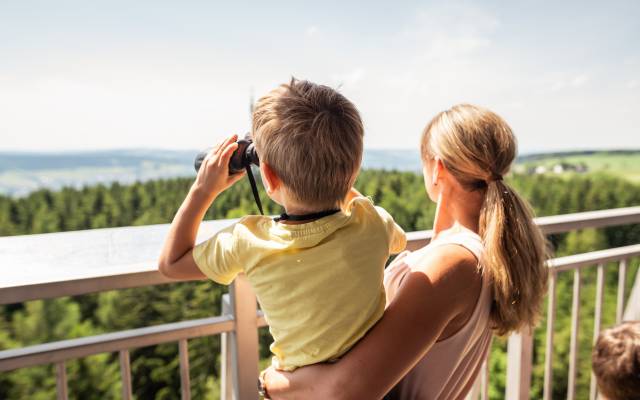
516, 150, 640, 182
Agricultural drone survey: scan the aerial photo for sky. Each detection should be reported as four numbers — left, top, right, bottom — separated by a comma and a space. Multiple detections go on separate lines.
1, 0, 639, 153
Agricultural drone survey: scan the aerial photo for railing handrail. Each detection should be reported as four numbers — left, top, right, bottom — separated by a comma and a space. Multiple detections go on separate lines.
0, 316, 235, 372
2, 242, 637, 373
0, 312, 268, 373
2, 206, 639, 305
403, 206, 640, 251
549, 244, 640, 272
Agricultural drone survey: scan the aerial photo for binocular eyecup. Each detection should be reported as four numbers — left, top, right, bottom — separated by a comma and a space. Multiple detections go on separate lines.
194, 137, 260, 175
194, 136, 263, 215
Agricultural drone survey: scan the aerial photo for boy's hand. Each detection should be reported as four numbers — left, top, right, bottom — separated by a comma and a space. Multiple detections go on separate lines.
192, 134, 245, 202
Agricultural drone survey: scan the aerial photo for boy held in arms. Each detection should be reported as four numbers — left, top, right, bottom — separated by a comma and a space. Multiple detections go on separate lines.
158, 79, 406, 371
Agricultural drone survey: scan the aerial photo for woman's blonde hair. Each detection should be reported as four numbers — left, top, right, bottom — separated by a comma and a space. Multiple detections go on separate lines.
421, 104, 548, 335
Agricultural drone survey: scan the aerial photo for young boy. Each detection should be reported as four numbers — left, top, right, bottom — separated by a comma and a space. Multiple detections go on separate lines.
158, 78, 406, 371
591, 321, 640, 400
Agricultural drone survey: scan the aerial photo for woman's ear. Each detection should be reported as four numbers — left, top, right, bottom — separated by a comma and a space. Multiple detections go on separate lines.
260, 162, 280, 194
433, 157, 444, 185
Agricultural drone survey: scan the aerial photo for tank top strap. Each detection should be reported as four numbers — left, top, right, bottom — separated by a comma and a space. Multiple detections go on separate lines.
430, 230, 484, 263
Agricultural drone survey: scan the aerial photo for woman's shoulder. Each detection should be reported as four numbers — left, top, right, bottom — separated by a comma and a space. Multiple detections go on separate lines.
399, 242, 484, 338
414, 242, 479, 284
407, 227, 481, 275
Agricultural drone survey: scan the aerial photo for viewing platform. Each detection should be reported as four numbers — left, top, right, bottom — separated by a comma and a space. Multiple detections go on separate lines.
1, 207, 639, 400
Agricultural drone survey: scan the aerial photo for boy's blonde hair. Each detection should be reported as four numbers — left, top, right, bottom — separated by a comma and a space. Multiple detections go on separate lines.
252, 78, 364, 209
421, 104, 549, 335
592, 321, 640, 400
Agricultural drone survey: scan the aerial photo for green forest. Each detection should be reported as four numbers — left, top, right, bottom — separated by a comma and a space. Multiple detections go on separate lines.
1, 169, 639, 399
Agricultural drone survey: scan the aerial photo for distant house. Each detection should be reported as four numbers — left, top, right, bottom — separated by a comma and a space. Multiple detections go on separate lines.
528, 162, 590, 176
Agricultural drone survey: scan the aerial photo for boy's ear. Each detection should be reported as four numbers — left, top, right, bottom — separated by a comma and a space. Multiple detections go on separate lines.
261, 162, 281, 194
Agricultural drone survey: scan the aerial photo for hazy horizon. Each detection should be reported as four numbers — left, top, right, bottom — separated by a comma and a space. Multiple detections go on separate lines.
1, 146, 639, 156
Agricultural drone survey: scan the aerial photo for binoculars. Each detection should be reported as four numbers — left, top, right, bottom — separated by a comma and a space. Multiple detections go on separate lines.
194, 135, 264, 214
194, 135, 259, 174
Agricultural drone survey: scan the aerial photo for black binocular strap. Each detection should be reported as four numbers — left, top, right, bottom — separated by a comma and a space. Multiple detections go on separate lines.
245, 164, 264, 215
274, 209, 340, 222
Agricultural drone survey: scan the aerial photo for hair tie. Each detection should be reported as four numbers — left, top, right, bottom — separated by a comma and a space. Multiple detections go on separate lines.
488, 173, 503, 183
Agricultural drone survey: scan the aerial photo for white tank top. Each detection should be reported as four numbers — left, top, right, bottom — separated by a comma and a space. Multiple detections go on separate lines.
384, 229, 493, 400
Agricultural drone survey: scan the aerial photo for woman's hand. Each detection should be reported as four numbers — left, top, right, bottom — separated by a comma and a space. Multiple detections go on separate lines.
262, 363, 336, 400
191, 134, 245, 204
261, 366, 291, 398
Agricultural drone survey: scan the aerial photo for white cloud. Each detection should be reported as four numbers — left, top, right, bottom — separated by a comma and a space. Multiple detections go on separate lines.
628, 79, 639, 89
305, 26, 318, 37
400, 4, 498, 62
550, 81, 567, 92
571, 73, 589, 88
331, 68, 365, 87
549, 73, 589, 92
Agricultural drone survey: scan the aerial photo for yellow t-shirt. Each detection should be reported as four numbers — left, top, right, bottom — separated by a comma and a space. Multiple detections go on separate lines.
192, 197, 406, 370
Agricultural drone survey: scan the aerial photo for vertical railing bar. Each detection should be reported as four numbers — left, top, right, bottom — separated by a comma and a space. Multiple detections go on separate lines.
230, 275, 260, 400
567, 268, 581, 400
623, 258, 640, 320
589, 263, 606, 400
481, 359, 489, 400
505, 329, 533, 400
220, 294, 235, 400
616, 259, 628, 324
543, 271, 557, 400
119, 350, 132, 400
179, 339, 191, 400
55, 361, 68, 400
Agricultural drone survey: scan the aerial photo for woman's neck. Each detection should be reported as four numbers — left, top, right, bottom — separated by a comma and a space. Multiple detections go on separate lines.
432, 189, 483, 239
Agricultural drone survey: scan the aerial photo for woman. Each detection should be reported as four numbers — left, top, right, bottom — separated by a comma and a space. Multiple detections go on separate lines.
262, 104, 549, 399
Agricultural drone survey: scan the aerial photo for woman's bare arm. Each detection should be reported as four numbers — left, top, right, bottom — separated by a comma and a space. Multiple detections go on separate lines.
264, 244, 480, 399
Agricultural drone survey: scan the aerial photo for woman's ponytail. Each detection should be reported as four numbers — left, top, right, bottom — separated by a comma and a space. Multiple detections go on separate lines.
480, 179, 548, 335
423, 104, 549, 335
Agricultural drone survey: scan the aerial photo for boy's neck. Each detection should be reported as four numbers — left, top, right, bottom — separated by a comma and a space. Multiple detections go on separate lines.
284, 204, 322, 215
278, 202, 339, 225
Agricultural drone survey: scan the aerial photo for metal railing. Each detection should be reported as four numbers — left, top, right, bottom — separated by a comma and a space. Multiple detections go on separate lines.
504, 244, 640, 400
1, 206, 639, 399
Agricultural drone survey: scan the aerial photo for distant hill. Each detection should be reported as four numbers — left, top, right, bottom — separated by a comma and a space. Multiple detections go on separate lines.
1, 149, 637, 196
0, 150, 196, 197
514, 149, 640, 183
0, 149, 193, 171
516, 149, 640, 162
0, 149, 423, 196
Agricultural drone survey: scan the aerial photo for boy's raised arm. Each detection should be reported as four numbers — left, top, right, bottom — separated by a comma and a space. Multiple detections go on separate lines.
158, 134, 245, 280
